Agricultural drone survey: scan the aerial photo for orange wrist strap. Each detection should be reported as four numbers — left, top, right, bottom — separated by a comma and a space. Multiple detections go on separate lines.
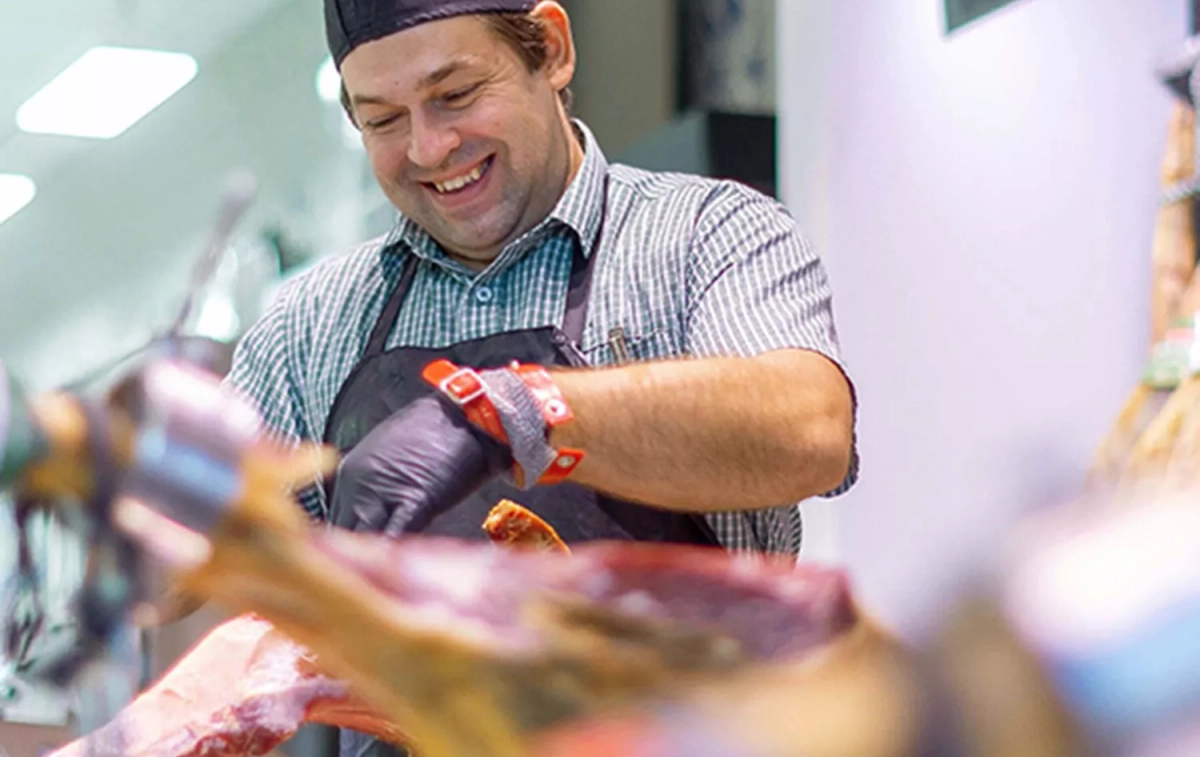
421, 359, 584, 486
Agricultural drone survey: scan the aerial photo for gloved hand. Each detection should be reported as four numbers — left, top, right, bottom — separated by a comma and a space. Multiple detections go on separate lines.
330, 392, 512, 536
330, 360, 586, 536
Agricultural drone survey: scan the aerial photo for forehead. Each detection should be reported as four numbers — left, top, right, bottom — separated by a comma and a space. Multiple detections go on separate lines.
339, 15, 510, 89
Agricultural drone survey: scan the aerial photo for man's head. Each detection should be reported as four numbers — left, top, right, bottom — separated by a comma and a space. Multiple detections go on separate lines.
326, 0, 582, 269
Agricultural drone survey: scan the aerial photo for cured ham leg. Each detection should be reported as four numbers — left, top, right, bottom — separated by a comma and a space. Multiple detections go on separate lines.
46, 500, 874, 757
1152, 103, 1198, 345
1089, 102, 1196, 488
1120, 372, 1200, 486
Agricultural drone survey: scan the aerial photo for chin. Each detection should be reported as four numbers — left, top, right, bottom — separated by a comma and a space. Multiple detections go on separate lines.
436, 234, 504, 264
447, 226, 520, 258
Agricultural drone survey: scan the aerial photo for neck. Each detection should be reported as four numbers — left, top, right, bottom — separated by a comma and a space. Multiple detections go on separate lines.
563, 118, 586, 189
453, 256, 490, 272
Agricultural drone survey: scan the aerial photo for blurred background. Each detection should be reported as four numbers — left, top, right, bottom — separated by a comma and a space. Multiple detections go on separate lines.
0, 0, 1192, 753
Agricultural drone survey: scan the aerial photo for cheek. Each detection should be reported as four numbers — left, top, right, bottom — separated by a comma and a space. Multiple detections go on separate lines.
365, 139, 410, 185
469, 97, 540, 155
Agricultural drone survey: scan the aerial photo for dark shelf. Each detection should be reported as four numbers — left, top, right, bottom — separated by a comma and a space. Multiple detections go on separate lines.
612, 109, 777, 199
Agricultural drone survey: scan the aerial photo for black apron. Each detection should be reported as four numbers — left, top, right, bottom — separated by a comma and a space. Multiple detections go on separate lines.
322, 235, 718, 757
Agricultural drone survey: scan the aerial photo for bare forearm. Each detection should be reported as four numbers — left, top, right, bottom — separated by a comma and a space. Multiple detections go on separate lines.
549, 349, 854, 513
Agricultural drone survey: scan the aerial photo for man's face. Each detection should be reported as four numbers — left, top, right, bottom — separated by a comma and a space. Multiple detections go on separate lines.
339, 13, 576, 268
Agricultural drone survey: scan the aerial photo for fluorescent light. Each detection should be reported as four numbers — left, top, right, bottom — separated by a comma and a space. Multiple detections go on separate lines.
17, 46, 198, 139
316, 56, 341, 104
195, 294, 240, 341
0, 174, 36, 225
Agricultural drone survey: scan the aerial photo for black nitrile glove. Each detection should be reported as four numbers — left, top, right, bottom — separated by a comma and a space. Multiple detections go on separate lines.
329, 393, 512, 536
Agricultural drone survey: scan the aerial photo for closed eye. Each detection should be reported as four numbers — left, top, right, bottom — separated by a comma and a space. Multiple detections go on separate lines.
365, 114, 401, 130
442, 83, 481, 105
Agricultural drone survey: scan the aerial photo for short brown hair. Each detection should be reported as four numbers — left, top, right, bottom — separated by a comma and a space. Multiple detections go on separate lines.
340, 11, 572, 126
479, 12, 573, 110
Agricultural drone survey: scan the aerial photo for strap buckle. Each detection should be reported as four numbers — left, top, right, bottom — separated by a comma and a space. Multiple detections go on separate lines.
437, 367, 487, 407
536, 449, 585, 485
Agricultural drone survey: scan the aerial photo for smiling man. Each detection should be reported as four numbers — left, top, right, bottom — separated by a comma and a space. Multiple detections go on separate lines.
229, 4, 857, 751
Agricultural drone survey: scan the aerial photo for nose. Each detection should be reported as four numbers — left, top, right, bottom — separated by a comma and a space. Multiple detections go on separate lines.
407, 113, 461, 170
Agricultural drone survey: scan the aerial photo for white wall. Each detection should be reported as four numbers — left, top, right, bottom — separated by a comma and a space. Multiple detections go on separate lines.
779, 0, 1189, 633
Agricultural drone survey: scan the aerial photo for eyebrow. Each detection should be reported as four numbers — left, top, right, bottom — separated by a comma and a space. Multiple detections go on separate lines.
349, 92, 393, 109
348, 59, 478, 111
418, 59, 473, 90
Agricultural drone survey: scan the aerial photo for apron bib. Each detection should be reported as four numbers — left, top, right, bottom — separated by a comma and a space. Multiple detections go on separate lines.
320, 229, 716, 757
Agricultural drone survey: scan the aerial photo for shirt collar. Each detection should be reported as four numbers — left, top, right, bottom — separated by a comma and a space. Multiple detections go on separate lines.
550, 119, 608, 259
383, 118, 609, 265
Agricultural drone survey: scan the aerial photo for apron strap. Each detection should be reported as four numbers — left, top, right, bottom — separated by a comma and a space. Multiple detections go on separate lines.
560, 174, 607, 346
365, 253, 420, 359
365, 172, 607, 359
561, 245, 597, 346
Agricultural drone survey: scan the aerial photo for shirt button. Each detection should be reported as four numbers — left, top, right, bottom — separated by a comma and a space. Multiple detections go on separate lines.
474, 286, 494, 304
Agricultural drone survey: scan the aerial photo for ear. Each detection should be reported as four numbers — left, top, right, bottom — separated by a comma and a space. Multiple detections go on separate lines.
530, 1, 576, 94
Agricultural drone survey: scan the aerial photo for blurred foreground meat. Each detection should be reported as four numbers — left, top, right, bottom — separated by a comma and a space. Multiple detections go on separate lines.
45, 614, 403, 757
46, 501, 560, 757
46, 505, 870, 757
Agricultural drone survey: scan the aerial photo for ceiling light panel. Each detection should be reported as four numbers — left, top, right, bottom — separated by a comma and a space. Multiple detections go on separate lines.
316, 56, 341, 103
0, 174, 37, 226
17, 46, 198, 139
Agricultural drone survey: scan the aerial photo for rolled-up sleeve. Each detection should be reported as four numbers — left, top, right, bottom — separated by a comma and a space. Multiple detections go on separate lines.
684, 183, 859, 554
686, 184, 844, 362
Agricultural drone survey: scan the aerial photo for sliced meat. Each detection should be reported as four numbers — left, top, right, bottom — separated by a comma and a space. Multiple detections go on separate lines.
482, 499, 570, 553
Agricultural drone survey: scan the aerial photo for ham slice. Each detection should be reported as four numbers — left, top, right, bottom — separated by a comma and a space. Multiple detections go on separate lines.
482, 499, 570, 553
45, 520, 864, 757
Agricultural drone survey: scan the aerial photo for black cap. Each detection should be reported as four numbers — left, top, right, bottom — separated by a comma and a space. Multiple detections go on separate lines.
326, 0, 538, 67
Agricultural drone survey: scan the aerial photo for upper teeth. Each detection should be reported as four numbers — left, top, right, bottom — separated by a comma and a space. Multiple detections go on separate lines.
434, 162, 486, 194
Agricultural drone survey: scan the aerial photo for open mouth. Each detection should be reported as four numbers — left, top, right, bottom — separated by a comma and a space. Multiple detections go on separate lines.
426, 156, 494, 195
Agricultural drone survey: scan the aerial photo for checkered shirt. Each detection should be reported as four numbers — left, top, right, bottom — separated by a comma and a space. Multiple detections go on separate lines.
226, 120, 858, 555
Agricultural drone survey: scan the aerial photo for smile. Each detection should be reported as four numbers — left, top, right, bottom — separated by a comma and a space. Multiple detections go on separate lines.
429, 157, 493, 195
